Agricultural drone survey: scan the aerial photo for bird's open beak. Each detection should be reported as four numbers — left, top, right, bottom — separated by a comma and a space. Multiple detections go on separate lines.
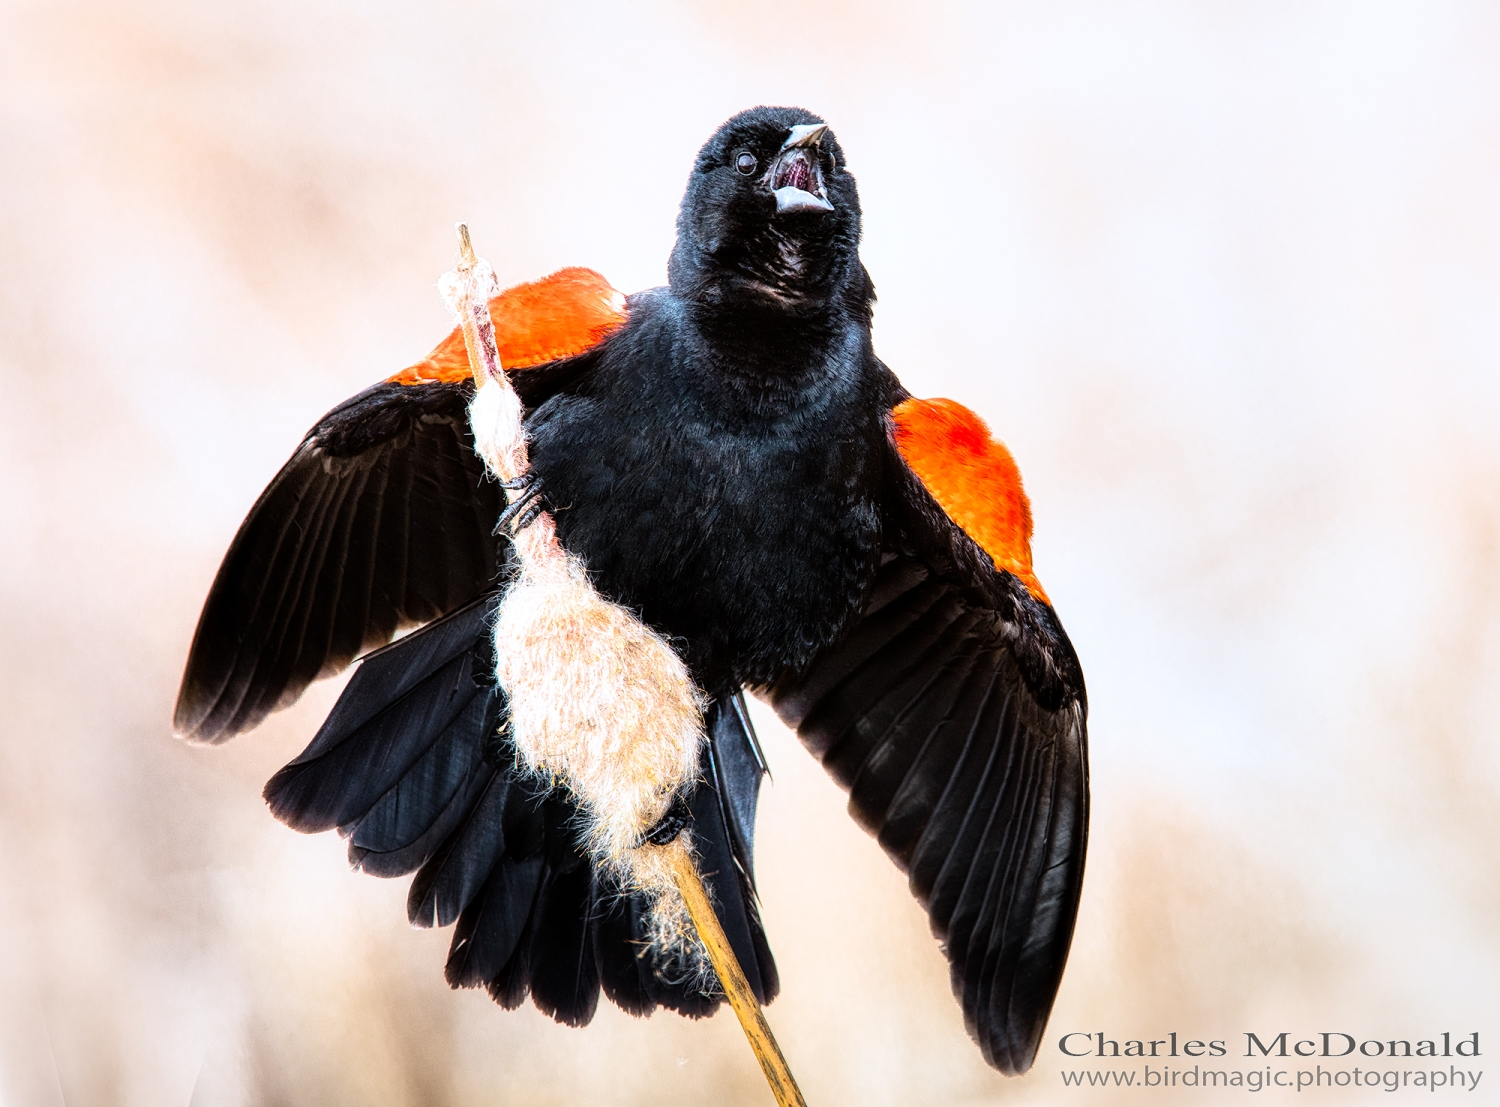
769, 124, 834, 213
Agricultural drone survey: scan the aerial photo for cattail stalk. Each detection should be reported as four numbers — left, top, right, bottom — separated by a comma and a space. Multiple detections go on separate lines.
443, 224, 806, 1107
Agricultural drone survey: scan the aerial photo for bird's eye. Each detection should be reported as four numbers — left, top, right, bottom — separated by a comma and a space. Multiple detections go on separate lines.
734, 151, 758, 176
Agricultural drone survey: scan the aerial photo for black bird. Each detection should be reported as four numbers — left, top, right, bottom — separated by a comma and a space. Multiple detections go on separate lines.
175, 105, 1089, 1075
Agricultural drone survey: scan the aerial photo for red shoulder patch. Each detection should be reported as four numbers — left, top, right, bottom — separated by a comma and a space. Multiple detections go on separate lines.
388, 267, 627, 385
892, 397, 1049, 604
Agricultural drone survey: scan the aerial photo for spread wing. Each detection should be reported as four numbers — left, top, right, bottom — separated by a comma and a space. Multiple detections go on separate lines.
174, 379, 503, 743
765, 397, 1088, 1075
175, 268, 626, 744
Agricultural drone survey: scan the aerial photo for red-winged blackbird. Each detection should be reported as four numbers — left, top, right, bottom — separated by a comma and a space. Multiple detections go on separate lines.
175, 105, 1088, 1075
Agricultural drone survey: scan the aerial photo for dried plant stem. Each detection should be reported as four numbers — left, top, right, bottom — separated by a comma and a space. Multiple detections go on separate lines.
667, 839, 808, 1107
448, 223, 805, 1107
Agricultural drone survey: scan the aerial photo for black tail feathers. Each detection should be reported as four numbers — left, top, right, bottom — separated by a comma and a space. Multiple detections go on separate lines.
262, 595, 778, 1024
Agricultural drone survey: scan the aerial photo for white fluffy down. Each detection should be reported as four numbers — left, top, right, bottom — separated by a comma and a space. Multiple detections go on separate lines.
466, 367, 526, 484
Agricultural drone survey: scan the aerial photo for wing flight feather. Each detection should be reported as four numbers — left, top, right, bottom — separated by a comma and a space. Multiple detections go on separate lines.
765, 401, 1088, 1075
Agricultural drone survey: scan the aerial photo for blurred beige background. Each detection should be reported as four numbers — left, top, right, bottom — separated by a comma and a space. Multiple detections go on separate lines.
2, 2, 1497, 1104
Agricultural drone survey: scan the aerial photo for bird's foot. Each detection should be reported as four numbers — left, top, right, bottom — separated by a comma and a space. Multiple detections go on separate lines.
494, 474, 546, 535
640, 793, 692, 846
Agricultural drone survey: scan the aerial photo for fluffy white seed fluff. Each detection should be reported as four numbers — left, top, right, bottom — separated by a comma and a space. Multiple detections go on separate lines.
466, 366, 527, 483
467, 374, 709, 974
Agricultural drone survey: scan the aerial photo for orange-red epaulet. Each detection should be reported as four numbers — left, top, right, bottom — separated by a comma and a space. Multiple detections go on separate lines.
388, 267, 627, 385
892, 397, 1049, 605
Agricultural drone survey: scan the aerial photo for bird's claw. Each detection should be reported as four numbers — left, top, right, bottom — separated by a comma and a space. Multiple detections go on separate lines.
640, 794, 692, 846
495, 474, 545, 536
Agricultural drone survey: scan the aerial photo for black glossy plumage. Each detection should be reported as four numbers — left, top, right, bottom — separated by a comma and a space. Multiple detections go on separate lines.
767, 555, 1087, 1074
175, 351, 603, 745
177, 105, 1088, 1075
526, 108, 885, 697
175, 381, 501, 743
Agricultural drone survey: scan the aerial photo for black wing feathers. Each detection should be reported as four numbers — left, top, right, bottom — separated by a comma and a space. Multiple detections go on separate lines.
593, 881, 654, 1016
175, 380, 504, 743
262, 604, 778, 1026
262, 594, 499, 834
709, 692, 767, 882
449, 852, 545, 991
177, 348, 608, 746
527, 804, 603, 1027
408, 771, 514, 930
767, 553, 1088, 1075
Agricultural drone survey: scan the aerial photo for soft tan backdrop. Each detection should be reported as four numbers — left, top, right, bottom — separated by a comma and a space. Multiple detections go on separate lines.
2, 2, 1497, 1105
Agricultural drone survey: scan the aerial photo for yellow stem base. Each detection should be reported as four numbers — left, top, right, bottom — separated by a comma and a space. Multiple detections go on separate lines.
666, 838, 808, 1107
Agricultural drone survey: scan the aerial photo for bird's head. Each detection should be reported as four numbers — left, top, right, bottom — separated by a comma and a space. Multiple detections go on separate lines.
668, 106, 865, 316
